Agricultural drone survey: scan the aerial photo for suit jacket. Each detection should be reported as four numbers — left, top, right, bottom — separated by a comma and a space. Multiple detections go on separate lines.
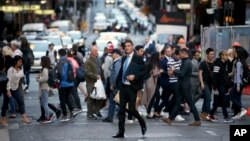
117, 52, 145, 91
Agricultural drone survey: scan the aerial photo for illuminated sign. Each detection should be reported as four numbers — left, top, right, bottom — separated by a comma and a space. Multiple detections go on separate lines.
157, 12, 186, 25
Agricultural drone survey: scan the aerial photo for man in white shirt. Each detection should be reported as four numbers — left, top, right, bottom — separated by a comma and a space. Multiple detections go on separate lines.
10, 40, 23, 57
46, 43, 57, 66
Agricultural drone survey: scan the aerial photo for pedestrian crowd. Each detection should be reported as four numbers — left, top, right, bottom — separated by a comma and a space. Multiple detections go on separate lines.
0, 35, 249, 138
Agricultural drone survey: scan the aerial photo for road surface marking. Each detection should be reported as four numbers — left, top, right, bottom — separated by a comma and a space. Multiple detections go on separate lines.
206, 130, 219, 136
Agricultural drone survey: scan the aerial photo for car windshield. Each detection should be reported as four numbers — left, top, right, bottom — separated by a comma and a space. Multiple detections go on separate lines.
29, 42, 48, 52
47, 37, 62, 46
69, 33, 81, 40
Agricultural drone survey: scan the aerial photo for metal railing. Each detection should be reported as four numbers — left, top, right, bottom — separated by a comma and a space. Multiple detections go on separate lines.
201, 25, 250, 63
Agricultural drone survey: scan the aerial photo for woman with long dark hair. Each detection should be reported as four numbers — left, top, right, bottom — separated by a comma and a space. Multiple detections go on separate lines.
0, 55, 31, 126
20, 37, 34, 93
231, 46, 248, 119
142, 52, 163, 118
36, 56, 59, 123
0, 46, 17, 118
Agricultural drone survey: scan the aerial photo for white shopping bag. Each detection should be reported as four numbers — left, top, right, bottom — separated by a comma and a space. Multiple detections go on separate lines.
90, 79, 106, 100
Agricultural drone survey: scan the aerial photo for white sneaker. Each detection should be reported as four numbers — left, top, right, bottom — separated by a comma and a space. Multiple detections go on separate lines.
232, 113, 241, 120
239, 109, 247, 118
125, 119, 134, 124
161, 112, 169, 118
175, 115, 185, 121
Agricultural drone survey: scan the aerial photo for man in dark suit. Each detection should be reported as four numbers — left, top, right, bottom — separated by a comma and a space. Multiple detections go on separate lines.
154, 46, 172, 116
112, 40, 147, 138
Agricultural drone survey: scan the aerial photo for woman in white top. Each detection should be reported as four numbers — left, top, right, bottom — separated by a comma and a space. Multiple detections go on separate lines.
1, 55, 31, 126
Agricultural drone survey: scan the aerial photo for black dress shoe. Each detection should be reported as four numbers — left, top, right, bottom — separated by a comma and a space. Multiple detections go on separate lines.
141, 126, 147, 135
103, 117, 113, 123
112, 132, 124, 138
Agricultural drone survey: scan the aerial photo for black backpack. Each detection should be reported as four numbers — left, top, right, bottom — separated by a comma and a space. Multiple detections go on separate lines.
76, 66, 85, 82
47, 67, 59, 88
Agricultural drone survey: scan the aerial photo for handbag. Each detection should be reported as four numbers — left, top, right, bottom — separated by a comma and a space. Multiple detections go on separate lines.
0, 71, 8, 82
114, 91, 120, 104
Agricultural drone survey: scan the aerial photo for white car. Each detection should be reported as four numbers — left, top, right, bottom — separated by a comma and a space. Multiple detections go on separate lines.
42, 35, 64, 51
66, 31, 83, 44
22, 23, 47, 39
99, 32, 128, 41
29, 40, 49, 70
51, 20, 74, 33
94, 14, 108, 32
61, 36, 73, 49
105, 0, 115, 4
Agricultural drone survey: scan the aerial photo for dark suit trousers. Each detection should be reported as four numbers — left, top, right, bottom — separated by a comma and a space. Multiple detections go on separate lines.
118, 84, 146, 133
169, 84, 200, 121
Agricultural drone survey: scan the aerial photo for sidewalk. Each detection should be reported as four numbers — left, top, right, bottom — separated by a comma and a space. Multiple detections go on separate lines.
0, 129, 9, 141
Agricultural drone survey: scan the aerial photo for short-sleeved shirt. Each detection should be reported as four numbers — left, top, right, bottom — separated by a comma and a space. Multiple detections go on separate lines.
199, 61, 214, 87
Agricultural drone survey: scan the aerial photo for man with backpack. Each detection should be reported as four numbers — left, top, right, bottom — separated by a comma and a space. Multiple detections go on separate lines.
56, 49, 78, 121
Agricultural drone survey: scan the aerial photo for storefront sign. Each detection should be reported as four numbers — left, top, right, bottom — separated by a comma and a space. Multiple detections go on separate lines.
157, 12, 186, 25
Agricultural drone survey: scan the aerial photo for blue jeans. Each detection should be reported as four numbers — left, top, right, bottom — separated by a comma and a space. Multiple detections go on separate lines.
9, 96, 16, 114
40, 90, 51, 119
23, 71, 30, 88
202, 84, 212, 114
1, 89, 25, 117
107, 90, 117, 120
73, 80, 82, 109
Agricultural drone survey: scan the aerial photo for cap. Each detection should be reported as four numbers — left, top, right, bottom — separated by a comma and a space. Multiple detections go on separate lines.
232, 42, 241, 47
111, 48, 122, 56
107, 42, 114, 53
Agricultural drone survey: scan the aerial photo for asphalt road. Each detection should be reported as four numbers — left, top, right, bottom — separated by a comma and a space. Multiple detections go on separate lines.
1, 2, 250, 141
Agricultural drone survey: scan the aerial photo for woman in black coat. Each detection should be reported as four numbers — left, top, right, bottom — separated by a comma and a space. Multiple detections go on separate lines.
20, 37, 34, 93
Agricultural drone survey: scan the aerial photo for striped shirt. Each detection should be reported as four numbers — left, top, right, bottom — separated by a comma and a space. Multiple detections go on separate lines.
168, 58, 181, 83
